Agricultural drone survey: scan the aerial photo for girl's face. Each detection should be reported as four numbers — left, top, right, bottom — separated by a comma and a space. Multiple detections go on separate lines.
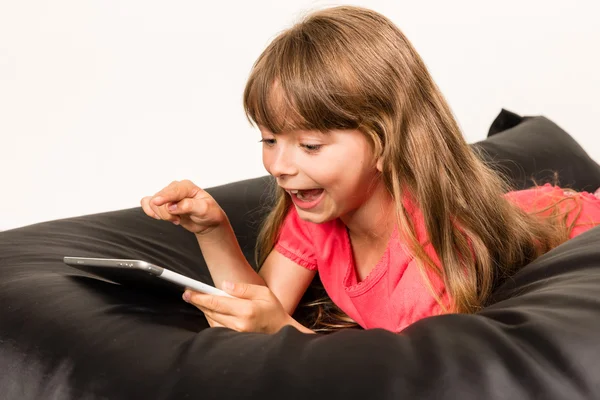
260, 126, 383, 224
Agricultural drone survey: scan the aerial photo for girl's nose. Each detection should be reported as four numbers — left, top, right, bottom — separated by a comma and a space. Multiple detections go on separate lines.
268, 148, 298, 178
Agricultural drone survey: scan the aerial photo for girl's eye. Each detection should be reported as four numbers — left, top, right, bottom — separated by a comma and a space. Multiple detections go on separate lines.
302, 144, 322, 152
259, 139, 276, 146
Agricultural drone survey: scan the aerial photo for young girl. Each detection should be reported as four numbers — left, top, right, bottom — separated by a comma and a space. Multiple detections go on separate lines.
141, 6, 600, 334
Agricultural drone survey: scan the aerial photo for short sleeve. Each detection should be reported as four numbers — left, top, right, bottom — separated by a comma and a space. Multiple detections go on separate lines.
274, 208, 318, 271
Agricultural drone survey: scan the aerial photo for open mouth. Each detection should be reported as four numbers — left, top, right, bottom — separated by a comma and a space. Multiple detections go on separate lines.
287, 188, 325, 209
289, 188, 324, 202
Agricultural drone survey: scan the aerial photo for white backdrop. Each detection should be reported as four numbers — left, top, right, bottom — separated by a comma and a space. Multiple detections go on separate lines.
1, 0, 599, 231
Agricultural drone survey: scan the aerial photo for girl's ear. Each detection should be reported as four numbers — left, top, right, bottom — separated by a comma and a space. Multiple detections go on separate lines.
376, 157, 383, 172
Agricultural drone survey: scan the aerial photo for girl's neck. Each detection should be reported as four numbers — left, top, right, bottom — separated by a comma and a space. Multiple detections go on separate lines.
340, 179, 396, 246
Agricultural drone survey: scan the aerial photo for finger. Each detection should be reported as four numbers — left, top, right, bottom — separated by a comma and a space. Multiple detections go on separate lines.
184, 290, 240, 316
152, 180, 202, 206
197, 307, 249, 332
152, 203, 181, 224
166, 198, 205, 216
140, 196, 160, 219
221, 281, 267, 300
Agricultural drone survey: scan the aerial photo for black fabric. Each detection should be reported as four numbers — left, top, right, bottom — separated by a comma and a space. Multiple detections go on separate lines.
2, 111, 600, 399
473, 110, 600, 192
486, 108, 524, 136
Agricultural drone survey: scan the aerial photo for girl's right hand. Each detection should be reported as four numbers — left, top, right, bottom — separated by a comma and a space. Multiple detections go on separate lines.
140, 180, 227, 235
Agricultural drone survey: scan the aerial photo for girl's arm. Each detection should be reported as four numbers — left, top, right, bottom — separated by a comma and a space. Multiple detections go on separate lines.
196, 220, 316, 314
197, 221, 317, 316
196, 223, 317, 333
142, 180, 317, 333
141, 179, 268, 288
257, 246, 317, 317
187, 227, 317, 333
194, 219, 266, 288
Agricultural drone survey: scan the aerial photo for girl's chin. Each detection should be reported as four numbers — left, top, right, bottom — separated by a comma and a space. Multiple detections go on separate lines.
295, 205, 338, 224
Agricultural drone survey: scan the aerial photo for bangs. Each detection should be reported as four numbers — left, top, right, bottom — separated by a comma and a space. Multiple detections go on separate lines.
243, 28, 361, 134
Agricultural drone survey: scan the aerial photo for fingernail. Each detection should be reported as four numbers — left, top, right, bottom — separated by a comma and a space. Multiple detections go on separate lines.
222, 281, 234, 291
168, 203, 177, 211
173, 219, 180, 225
182, 291, 190, 302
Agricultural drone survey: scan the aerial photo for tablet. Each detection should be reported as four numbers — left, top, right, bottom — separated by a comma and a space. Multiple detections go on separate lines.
63, 256, 233, 298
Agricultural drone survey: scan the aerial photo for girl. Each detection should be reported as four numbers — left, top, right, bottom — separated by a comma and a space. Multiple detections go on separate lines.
141, 6, 600, 334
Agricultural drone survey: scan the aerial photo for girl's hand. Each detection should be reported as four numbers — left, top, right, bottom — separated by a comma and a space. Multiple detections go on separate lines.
182, 282, 292, 334
140, 180, 226, 234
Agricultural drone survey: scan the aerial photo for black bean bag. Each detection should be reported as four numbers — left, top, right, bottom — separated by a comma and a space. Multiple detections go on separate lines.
2, 109, 600, 399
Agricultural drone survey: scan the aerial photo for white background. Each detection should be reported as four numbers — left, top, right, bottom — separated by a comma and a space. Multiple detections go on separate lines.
1, 0, 599, 231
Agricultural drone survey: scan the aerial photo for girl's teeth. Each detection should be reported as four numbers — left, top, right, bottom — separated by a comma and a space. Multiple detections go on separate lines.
296, 189, 322, 201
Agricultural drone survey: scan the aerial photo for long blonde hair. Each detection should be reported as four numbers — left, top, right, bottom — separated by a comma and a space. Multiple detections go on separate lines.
243, 6, 581, 332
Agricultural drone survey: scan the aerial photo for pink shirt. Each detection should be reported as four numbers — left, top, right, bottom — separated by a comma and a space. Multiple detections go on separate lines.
275, 184, 600, 332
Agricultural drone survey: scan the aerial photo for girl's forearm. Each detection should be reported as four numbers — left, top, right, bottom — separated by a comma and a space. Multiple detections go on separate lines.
195, 220, 265, 289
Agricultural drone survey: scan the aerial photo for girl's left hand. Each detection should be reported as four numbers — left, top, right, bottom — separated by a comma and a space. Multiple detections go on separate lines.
182, 282, 292, 334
